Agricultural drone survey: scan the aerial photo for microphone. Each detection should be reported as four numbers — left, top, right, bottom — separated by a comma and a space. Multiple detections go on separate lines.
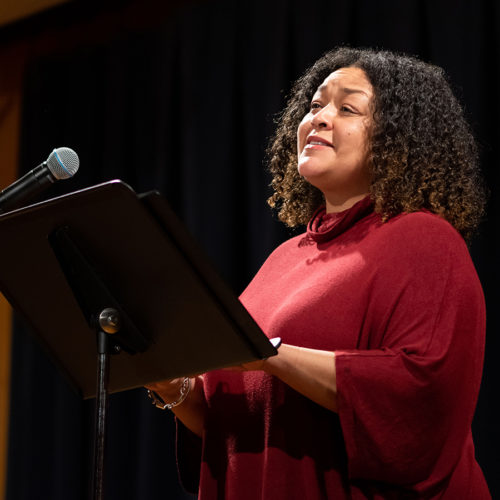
0, 147, 79, 214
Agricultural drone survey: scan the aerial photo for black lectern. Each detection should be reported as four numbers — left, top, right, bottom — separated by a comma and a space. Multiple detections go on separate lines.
0, 180, 277, 499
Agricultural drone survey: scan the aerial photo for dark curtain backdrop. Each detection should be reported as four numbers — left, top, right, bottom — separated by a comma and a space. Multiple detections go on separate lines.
6, 0, 499, 498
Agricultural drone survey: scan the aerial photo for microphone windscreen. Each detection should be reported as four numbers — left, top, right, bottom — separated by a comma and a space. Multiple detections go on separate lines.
46, 147, 79, 180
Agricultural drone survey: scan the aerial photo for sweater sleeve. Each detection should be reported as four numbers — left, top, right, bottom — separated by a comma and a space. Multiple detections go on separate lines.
335, 215, 486, 486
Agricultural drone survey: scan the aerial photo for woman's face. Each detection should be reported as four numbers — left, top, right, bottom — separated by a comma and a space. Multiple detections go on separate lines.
297, 66, 374, 212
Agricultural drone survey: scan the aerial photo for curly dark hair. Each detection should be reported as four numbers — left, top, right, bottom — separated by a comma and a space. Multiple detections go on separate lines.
267, 47, 486, 240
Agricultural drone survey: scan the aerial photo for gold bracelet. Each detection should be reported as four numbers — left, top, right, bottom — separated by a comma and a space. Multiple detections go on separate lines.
147, 377, 190, 410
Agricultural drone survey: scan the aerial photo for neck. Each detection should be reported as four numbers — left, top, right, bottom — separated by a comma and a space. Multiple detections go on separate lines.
324, 192, 370, 213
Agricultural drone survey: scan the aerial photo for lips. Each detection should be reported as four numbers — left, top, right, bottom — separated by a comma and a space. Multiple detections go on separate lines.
306, 135, 333, 148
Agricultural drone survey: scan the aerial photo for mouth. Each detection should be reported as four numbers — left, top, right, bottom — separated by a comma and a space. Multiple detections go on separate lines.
305, 135, 333, 148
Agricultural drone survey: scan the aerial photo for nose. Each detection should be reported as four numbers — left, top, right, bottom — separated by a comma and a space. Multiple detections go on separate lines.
311, 104, 334, 129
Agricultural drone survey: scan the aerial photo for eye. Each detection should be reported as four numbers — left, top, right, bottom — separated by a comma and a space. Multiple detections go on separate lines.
340, 105, 356, 114
309, 101, 322, 111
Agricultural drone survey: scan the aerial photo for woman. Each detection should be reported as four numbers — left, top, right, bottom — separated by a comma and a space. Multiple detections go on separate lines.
147, 47, 490, 499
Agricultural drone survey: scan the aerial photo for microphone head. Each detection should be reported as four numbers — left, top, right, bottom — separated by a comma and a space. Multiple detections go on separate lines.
46, 147, 79, 180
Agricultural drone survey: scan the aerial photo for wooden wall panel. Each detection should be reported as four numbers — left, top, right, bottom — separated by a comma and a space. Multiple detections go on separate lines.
0, 41, 25, 500
0, 0, 69, 28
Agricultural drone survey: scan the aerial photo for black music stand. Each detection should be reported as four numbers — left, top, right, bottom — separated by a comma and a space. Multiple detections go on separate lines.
0, 180, 277, 500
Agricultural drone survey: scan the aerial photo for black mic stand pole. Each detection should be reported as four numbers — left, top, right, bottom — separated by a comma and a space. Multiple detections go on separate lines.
93, 311, 120, 500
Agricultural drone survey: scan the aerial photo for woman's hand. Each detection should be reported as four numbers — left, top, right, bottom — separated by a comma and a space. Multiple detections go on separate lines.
145, 375, 207, 437
146, 341, 338, 437
145, 377, 188, 402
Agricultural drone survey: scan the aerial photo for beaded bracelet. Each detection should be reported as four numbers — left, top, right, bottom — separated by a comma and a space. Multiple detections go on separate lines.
147, 377, 191, 410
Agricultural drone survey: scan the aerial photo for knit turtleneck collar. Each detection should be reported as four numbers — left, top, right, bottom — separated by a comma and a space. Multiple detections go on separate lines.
306, 196, 374, 243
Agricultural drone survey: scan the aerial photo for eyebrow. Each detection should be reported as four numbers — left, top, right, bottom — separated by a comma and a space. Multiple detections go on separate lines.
316, 85, 369, 97
342, 87, 369, 96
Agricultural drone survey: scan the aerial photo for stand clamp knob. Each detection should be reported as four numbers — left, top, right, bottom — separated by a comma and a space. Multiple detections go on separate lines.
99, 308, 121, 334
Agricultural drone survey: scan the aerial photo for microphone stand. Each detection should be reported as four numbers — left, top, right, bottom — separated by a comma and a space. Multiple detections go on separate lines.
49, 227, 150, 500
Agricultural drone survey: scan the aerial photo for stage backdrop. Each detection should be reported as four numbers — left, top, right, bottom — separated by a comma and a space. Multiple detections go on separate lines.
6, 0, 499, 498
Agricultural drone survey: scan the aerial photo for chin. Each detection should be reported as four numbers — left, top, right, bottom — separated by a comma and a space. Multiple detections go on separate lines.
298, 160, 325, 179
298, 165, 328, 187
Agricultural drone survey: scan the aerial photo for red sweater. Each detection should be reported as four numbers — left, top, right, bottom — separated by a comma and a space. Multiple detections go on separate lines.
180, 197, 490, 499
